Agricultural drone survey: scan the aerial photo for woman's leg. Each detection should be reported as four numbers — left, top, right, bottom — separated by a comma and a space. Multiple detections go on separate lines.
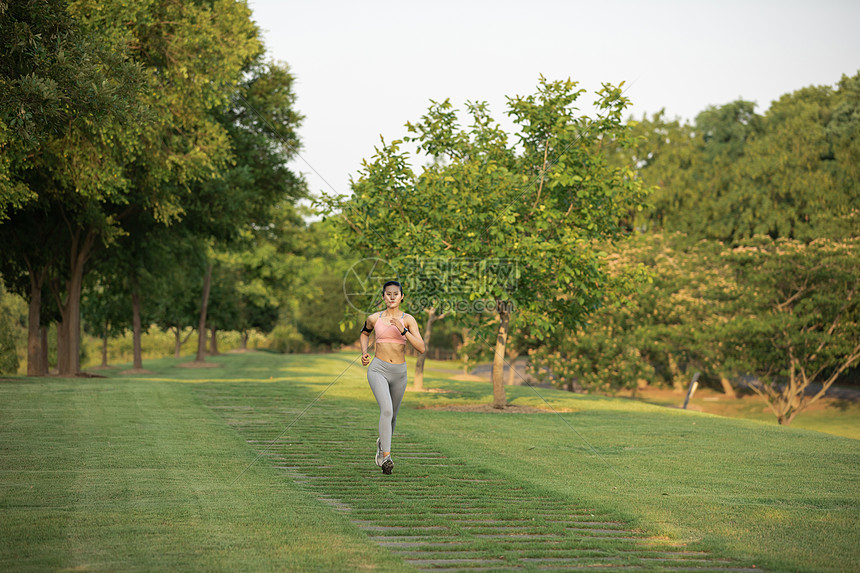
367, 359, 395, 453
388, 362, 408, 439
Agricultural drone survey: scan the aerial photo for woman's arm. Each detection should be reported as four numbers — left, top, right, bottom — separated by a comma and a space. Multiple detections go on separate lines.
402, 314, 426, 354
360, 314, 376, 365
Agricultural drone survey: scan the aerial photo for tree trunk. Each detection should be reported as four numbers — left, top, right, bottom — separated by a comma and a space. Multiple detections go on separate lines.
413, 307, 440, 391
40, 326, 49, 374
27, 270, 46, 376
506, 349, 520, 386
492, 306, 510, 409
210, 326, 219, 355
173, 327, 182, 358
101, 332, 109, 368
132, 290, 143, 370
719, 375, 737, 398
195, 262, 213, 362
57, 267, 83, 376
56, 317, 66, 375
458, 327, 470, 372
57, 229, 94, 376
240, 331, 248, 350
172, 326, 194, 357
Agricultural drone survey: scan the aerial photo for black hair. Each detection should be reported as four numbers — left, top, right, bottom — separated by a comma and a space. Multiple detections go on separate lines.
382, 280, 403, 297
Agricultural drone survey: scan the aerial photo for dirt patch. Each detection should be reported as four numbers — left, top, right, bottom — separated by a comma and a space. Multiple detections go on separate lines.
418, 403, 575, 414
451, 374, 487, 382
177, 361, 223, 369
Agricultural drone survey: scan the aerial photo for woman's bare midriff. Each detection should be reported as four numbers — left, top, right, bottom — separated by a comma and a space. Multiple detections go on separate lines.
375, 342, 406, 364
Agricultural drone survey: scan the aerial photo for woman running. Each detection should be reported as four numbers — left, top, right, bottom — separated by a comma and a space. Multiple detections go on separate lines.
360, 280, 425, 475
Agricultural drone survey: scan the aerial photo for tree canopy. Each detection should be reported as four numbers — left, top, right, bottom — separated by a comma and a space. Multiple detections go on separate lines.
628, 72, 860, 243
324, 77, 650, 407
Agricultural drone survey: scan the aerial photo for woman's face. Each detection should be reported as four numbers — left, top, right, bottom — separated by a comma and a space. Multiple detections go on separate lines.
383, 286, 403, 307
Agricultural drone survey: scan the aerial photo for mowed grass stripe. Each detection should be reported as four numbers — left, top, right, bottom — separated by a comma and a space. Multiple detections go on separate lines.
199, 383, 756, 571
0, 373, 409, 572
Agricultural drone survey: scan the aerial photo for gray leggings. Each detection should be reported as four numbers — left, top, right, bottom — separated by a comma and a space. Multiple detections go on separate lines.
367, 358, 408, 453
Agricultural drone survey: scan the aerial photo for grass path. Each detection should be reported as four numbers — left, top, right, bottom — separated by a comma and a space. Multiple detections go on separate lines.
1, 350, 858, 572
198, 379, 758, 571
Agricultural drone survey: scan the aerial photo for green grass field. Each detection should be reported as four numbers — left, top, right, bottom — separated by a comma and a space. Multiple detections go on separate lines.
628, 386, 860, 441
1, 351, 858, 572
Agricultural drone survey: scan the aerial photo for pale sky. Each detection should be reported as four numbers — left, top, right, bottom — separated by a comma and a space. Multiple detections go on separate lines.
247, 0, 860, 206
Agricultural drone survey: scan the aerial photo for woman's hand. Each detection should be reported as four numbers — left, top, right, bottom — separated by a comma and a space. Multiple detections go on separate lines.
361, 353, 371, 366
390, 317, 405, 331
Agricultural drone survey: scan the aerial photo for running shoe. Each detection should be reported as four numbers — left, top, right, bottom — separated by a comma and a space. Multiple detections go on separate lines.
375, 437, 383, 467
381, 455, 394, 475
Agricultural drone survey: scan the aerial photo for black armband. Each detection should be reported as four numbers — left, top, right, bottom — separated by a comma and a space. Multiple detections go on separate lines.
360, 322, 373, 334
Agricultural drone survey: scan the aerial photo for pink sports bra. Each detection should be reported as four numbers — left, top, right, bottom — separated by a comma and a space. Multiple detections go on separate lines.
374, 313, 407, 345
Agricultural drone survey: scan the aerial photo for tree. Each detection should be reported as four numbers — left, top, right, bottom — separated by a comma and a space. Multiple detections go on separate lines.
184, 58, 306, 362
529, 233, 738, 395
296, 270, 358, 351
398, 259, 459, 390
0, 0, 149, 375
0, 282, 25, 374
411, 307, 447, 391
81, 277, 131, 368
150, 234, 207, 358
0, 216, 56, 375
263, 218, 342, 355
203, 255, 278, 351
723, 236, 860, 425
325, 77, 649, 408
1, 0, 264, 375
731, 79, 858, 241
629, 73, 860, 243
457, 309, 542, 388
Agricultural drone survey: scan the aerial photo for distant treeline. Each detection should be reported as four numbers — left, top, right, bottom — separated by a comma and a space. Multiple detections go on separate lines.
0, 4, 857, 425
